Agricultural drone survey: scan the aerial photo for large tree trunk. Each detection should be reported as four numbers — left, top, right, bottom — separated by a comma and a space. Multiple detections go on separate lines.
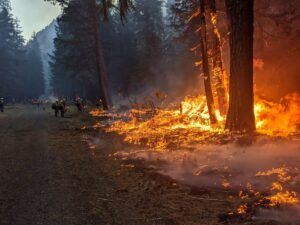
208, 0, 228, 116
199, 0, 217, 124
91, 0, 111, 110
225, 0, 255, 132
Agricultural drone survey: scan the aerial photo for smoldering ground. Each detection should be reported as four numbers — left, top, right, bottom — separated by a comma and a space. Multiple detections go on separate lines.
97, 136, 300, 223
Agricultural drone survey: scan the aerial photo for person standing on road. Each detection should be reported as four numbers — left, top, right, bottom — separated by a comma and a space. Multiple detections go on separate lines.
96, 98, 103, 109
0, 98, 4, 112
52, 101, 60, 117
59, 99, 66, 117
75, 96, 83, 112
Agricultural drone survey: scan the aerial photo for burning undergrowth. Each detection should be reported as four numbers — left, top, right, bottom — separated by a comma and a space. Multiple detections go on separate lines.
90, 92, 300, 223
91, 92, 300, 150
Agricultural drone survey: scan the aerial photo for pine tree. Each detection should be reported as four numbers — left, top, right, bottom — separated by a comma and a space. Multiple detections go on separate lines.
25, 34, 45, 98
0, 5, 25, 100
225, 0, 255, 132
50, 0, 102, 99
46, 0, 133, 109
0, 0, 11, 11
130, 0, 165, 92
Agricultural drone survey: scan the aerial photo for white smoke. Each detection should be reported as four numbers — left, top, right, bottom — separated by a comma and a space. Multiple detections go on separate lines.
110, 137, 300, 222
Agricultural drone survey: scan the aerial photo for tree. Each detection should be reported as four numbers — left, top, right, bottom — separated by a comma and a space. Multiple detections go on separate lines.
225, 0, 255, 132
129, 0, 165, 92
198, 0, 217, 124
208, 0, 227, 116
25, 34, 45, 98
0, 4, 26, 100
0, 0, 11, 11
50, 0, 99, 99
172, 0, 218, 124
45, 0, 133, 109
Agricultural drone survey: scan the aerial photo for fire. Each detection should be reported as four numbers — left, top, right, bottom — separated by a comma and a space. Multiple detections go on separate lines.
240, 167, 299, 213
255, 167, 299, 206
237, 204, 248, 214
90, 94, 300, 220
90, 92, 300, 150
228, 166, 300, 218
91, 95, 225, 150
222, 179, 231, 188
267, 191, 299, 206
255, 167, 290, 180
255, 93, 300, 136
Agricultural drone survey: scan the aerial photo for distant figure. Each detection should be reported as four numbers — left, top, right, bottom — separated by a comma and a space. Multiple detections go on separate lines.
96, 98, 103, 109
52, 100, 66, 117
75, 97, 84, 112
59, 99, 66, 117
52, 101, 60, 117
31, 99, 41, 109
0, 97, 4, 112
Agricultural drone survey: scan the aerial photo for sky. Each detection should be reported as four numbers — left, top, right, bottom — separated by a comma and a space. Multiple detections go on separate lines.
10, 0, 61, 41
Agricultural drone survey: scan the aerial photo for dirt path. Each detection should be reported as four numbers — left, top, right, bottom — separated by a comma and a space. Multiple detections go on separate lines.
0, 105, 116, 225
0, 105, 285, 225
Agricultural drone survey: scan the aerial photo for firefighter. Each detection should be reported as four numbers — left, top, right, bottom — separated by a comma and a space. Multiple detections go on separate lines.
0, 97, 4, 112
96, 98, 103, 109
52, 101, 60, 117
59, 99, 66, 117
75, 96, 83, 112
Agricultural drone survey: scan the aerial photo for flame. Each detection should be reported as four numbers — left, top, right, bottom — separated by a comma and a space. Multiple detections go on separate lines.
255, 167, 298, 206
91, 95, 226, 150
222, 179, 231, 188
90, 92, 300, 150
90, 94, 300, 218
267, 191, 299, 206
255, 93, 300, 136
237, 204, 248, 214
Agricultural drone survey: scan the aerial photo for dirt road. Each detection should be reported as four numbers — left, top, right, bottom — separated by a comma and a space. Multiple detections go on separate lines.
0, 105, 286, 225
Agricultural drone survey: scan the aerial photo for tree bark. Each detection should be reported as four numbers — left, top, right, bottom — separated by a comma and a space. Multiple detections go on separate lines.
91, 0, 111, 110
208, 0, 228, 116
225, 0, 255, 132
199, 0, 217, 124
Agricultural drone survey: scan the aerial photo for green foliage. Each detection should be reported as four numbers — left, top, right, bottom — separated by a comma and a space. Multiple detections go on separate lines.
25, 34, 45, 98
0, 1, 45, 100
44, 0, 133, 21
49, 0, 100, 98
49, 0, 200, 99
0, 0, 11, 11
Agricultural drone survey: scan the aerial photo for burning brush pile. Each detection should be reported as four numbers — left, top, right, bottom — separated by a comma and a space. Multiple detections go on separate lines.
90, 92, 300, 223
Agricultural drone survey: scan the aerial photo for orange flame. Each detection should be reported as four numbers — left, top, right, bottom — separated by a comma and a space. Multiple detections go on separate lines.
255, 93, 300, 136
90, 93, 300, 150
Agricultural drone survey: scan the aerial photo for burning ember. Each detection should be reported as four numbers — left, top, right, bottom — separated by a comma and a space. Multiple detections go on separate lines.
229, 166, 300, 219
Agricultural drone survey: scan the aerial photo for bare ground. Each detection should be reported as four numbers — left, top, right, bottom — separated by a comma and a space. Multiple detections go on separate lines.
0, 105, 291, 225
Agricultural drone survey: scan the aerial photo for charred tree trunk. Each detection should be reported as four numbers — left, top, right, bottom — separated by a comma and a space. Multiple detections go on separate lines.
199, 0, 217, 124
225, 0, 255, 132
208, 0, 228, 116
91, 0, 111, 110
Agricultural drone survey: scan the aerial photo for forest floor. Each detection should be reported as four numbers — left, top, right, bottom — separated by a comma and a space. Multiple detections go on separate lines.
0, 104, 297, 225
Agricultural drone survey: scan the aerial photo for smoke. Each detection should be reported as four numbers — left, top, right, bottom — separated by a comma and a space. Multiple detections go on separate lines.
110, 137, 300, 222
255, 206, 300, 223
36, 20, 57, 96
115, 139, 298, 185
